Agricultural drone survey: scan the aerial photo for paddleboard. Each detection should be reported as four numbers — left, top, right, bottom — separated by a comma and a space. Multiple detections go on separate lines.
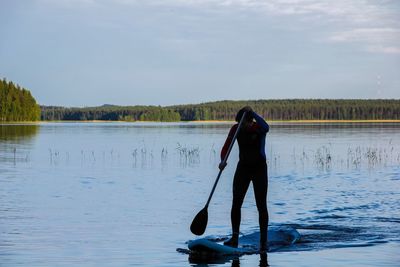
187, 226, 300, 255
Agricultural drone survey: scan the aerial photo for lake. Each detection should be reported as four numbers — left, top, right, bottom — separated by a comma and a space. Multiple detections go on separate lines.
1, 122, 399, 266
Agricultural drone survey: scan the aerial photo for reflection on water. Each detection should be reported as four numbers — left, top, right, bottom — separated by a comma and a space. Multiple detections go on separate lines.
0, 124, 39, 141
0, 122, 399, 267
0, 124, 39, 165
188, 252, 269, 267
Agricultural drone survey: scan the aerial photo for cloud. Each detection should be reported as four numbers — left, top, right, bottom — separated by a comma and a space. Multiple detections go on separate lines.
160, 0, 400, 54
36, 0, 400, 54
36, 0, 98, 7
329, 28, 400, 54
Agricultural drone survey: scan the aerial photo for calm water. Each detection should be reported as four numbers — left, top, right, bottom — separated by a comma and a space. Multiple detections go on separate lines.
1, 122, 399, 266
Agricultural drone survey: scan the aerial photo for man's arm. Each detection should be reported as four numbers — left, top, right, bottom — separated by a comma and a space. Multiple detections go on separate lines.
219, 124, 238, 170
252, 111, 269, 133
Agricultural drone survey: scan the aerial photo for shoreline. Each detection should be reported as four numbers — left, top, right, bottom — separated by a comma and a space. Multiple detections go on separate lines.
190, 119, 400, 123
1, 119, 400, 124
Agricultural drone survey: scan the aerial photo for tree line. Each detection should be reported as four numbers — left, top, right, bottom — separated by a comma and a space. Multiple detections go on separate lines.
172, 99, 400, 121
41, 105, 181, 122
0, 79, 41, 122
2, 77, 398, 122
41, 99, 400, 121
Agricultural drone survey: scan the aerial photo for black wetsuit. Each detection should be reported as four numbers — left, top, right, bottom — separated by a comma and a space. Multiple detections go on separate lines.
221, 111, 269, 243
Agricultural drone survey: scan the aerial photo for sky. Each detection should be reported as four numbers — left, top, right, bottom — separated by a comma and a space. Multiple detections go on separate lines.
1, 0, 399, 107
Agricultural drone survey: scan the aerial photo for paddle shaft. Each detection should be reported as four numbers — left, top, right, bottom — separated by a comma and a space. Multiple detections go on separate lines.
204, 111, 248, 208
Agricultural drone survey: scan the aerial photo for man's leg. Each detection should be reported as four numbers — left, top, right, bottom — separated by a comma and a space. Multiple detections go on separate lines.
224, 164, 251, 247
253, 163, 269, 251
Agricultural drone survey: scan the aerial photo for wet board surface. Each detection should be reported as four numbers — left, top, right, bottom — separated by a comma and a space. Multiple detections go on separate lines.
187, 227, 300, 255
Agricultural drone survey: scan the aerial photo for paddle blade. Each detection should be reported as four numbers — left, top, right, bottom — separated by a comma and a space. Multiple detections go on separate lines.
190, 207, 208, 236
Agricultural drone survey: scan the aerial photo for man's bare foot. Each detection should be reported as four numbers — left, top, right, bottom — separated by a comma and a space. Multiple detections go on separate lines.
223, 237, 238, 248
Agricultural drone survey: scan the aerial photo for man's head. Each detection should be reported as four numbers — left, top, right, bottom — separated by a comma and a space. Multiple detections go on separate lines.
235, 106, 253, 123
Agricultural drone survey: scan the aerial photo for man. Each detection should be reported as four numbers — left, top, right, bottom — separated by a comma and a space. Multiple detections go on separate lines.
219, 106, 270, 251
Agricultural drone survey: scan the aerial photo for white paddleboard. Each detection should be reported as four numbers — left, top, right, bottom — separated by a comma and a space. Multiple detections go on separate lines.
188, 227, 300, 255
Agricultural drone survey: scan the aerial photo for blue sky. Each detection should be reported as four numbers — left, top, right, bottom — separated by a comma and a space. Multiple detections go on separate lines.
1, 0, 399, 106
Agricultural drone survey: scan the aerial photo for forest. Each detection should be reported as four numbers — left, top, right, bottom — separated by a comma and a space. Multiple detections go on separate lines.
1, 77, 398, 122
41, 105, 181, 122
0, 79, 41, 122
41, 99, 400, 121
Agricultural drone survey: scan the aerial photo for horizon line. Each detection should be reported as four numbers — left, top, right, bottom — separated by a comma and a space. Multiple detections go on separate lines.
39, 98, 400, 109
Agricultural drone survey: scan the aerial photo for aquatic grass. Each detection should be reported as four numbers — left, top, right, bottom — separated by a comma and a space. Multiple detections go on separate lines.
131, 148, 138, 167
176, 142, 200, 167
41, 139, 399, 172
267, 138, 399, 173
314, 146, 332, 172
49, 148, 62, 165
0, 147, 28, 164
209, 143, 217, 163
161, 147, 168, 159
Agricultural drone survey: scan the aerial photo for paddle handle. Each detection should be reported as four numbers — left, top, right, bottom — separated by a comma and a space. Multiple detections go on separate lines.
204, 111, 248, 208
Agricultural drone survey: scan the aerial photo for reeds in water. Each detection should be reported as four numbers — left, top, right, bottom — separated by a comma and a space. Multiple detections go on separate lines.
176, 142, 200, 167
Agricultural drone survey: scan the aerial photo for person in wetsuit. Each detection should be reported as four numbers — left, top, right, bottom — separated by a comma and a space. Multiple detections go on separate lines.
219, 106, 270, 251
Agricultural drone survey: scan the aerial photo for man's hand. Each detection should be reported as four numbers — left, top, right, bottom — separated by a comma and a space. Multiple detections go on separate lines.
219, 161, 227, 170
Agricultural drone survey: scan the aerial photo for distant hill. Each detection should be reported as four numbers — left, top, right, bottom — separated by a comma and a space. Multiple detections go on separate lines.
41, 99, 400, 121
100, 104, 118, 108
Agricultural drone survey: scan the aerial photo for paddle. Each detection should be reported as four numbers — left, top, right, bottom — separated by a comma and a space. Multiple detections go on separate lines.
190, 111, 248, 236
